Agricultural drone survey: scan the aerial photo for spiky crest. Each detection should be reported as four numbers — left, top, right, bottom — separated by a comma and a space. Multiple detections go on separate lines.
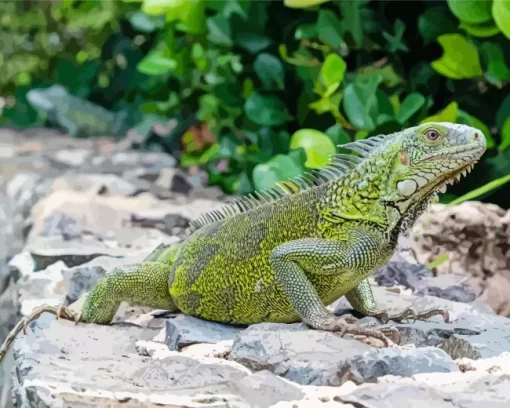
187, 132, 392, 234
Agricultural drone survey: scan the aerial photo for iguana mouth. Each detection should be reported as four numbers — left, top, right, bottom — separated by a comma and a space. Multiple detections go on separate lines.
432, 160, 478, 196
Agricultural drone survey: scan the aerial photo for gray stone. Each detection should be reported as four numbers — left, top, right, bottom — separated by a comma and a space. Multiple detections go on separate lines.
335, 286, 510, 360
25, 236, 124, 271
411, 202, 510, 317
232, 370, 305, 407
52, 174, 139, 196
374, 261, 433, 290
65, 265, 106, 305
340, 346, 458, 384
51, 148, 93, 168
337, 380, 510, 408
165, 315, 244, 351
10, 314, 315, 408
39, 212, 82, 239
228, 322, 457, 386
415, 274, 477, 303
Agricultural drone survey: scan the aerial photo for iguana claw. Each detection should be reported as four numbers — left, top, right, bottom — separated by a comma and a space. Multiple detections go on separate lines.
372, 307, 450, 324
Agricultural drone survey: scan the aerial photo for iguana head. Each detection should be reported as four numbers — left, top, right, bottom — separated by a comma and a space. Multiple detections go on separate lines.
380, 122, 486, 211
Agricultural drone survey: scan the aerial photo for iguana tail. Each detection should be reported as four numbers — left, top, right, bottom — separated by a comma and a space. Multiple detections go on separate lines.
0, 244, 182, 362
81, 243, 182, 324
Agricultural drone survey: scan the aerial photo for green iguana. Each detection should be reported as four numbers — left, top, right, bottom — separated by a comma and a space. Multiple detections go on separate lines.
0, 122, 486, 359
26, 85, 128, 138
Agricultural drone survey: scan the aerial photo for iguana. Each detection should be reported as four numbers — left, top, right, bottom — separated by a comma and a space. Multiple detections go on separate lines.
0, 122, 486, 360
26, 84, 128, 138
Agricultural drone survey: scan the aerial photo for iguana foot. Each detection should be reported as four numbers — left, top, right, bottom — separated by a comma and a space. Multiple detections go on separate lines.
0, 303, 82, 362
370, 307, 450, 324
318, 316, 401, 346
55, 303, 83, 325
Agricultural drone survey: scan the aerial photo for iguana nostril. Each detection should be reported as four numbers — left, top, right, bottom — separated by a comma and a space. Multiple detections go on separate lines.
473, 132, 480, 140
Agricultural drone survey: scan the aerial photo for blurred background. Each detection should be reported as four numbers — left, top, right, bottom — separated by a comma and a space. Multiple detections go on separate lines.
1, 0, 509, 206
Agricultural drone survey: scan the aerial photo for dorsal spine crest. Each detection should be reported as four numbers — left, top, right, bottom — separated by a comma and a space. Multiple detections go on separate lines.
187, 132, 392, 234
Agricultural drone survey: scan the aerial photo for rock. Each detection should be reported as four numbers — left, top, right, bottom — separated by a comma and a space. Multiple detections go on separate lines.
374, 261, 477, 303
39, 212, 82, 239
337, 380, 510, 408
231, 370, 305, 407
10, 315, 319, 408
340, 346, 458, 384
374, 262, 433, 290
51, 148, 93, 168
154, 168, 194, 195
65, 265, 106, 305
51, 174, 139, 196
228, 322, 457, 386
411, 202, 510, 316
27, 190, 223, 241
7, 251, 36, 281
165, 315, 245, 351
415, 274, 476, 303
333, 285, 510, 360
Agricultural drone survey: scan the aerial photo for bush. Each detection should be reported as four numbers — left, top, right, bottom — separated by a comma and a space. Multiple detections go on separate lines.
1, 0, 509, 208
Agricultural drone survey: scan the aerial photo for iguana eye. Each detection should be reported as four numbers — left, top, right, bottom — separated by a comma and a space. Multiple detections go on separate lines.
425, 129, 440, 142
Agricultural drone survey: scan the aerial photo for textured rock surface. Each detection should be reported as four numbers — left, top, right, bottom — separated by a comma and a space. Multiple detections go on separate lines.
411, 201, 510, 316
2, 129, 510, 407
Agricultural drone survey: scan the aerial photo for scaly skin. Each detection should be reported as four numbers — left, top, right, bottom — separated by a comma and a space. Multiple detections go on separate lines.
78, 122, 487, 344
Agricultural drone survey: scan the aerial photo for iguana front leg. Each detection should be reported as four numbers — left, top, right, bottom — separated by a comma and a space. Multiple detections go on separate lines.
346, 279, 450, 323
270, 237, 400, 345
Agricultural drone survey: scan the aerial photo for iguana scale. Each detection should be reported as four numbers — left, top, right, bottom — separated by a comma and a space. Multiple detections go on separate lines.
0, 122, 486, 358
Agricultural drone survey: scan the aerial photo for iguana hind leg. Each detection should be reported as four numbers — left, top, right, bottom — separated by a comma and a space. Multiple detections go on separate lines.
346, 279, 450, 324
82, 262, 177, 324
270, 237, 400, 346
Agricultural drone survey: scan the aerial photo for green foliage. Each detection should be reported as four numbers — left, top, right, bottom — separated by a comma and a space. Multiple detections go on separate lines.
1, 0, 510, 208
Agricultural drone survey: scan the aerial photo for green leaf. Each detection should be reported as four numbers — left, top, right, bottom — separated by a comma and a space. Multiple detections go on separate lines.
493, 0, 510, 39
418, 6, 458, 44
447, 173, 510, 206
496, 95, 510, 129
499, 117, 510, 151
356, 64, 405, 88
235, 31, 272, 54
284, 0, 330, 8
207, 14, 233, 47
460, 21, 500, 37
342, 75, 382, 131
295, 23, 317, 40
176, 0, 206, 34
325, 124, 351, 147
244, 92, 288, 126
289, 128, 336, 168
252, 154, 304, 191
254, 53, 284, 90
420, 101, 458, 124
382, 19, 408, 52
320, 54, 347, 88
447, 0, 493, 24
481, 42, 510, 81
396, 92, 426, 124
129, 10, 165, 32
317, 9, 343, 47
431, 34, 483, 79
137, 51, 176, 75
338, 0, 363, 46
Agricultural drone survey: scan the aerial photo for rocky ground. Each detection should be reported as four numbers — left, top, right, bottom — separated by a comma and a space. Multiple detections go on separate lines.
0, 127, 509, 408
